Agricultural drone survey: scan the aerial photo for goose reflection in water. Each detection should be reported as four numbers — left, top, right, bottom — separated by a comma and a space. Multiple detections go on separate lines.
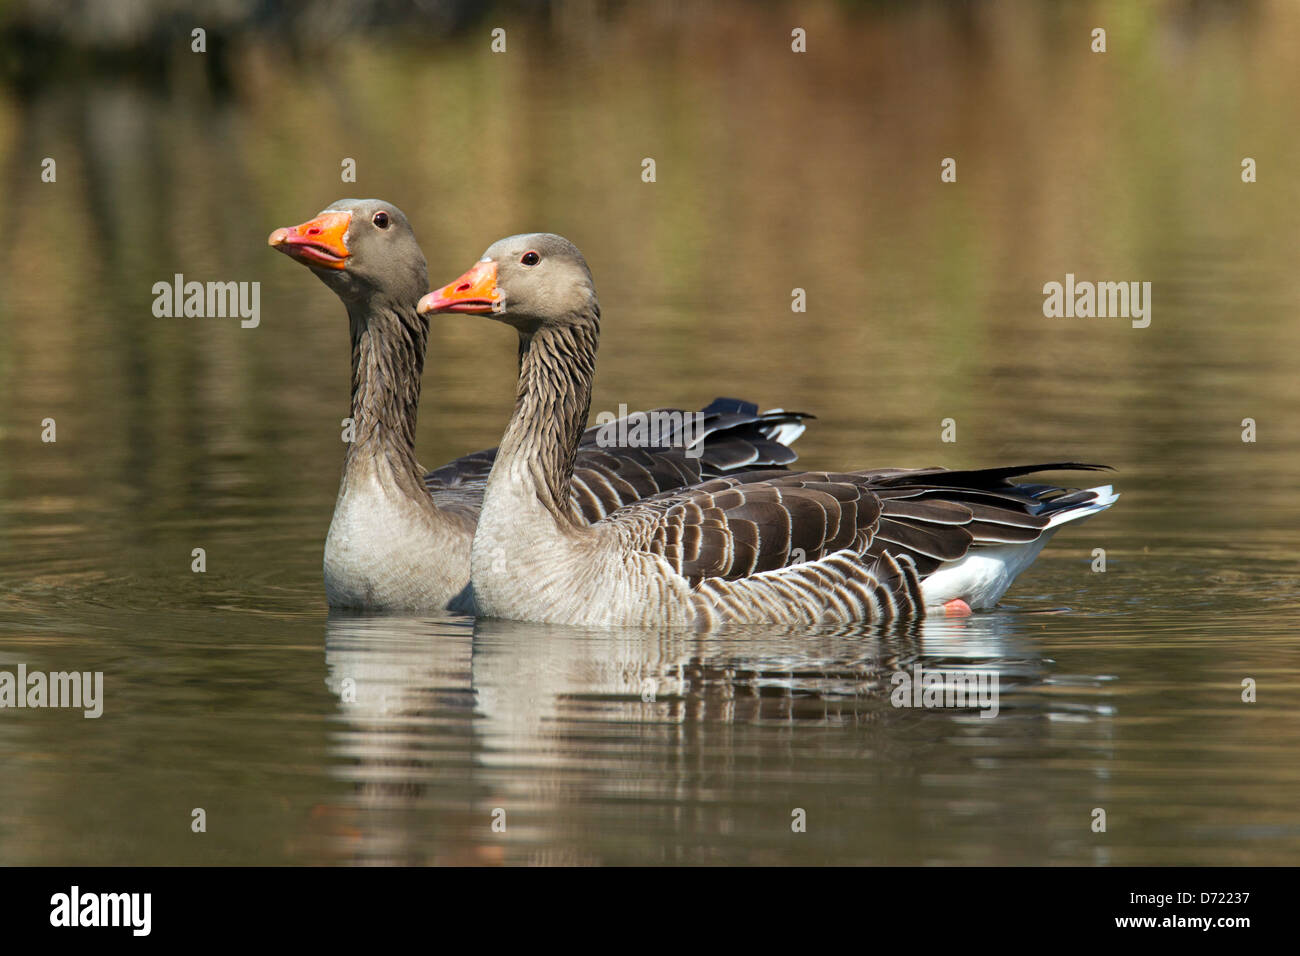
314, 610, 1114, 865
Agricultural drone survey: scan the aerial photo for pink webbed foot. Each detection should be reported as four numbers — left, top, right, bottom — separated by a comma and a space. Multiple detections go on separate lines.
941, 598, 973, 617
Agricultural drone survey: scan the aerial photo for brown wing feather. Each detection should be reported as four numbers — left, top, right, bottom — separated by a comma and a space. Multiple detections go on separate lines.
605, 463, 1111, 587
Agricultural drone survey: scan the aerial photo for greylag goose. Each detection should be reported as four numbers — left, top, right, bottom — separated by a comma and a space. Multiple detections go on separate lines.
268, 201, 809, 611
419, 233, 1118, 628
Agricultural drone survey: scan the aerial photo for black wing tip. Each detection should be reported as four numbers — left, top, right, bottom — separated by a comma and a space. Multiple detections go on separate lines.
1024, 461, 1114, 473
701, 396, 816, 423
958, 461, 1114, 477
701, 397, 756, 416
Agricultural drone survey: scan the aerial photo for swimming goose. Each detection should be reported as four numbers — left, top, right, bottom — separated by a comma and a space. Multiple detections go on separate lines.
419, 233, 1118, 628
269, 201, 809, 611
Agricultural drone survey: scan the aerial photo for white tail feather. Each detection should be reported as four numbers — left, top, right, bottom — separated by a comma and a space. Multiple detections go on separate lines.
1044, 484, 1118, 529
760, 408, 806, 447
921, 484, 1118, 609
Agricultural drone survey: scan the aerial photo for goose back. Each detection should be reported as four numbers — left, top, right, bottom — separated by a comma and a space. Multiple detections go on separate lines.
424, 398, 810, 524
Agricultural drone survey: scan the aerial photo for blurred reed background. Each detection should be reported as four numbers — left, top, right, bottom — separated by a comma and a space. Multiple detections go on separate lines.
1, 0, 1297, 563
0, 0, 1298, 865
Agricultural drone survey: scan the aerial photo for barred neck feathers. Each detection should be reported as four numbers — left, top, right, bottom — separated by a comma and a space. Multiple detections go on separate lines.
495, 317, 599, 523
345, 295, 430, 498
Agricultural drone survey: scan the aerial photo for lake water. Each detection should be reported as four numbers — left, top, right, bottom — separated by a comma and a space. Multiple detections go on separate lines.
1, 0, 1298, 865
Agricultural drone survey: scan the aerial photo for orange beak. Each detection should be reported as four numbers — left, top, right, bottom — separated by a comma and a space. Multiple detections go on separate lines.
418, 261, 500, 315
268, 211, 352, 270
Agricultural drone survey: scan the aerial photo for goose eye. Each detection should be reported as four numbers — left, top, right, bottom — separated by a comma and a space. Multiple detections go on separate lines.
521, 251, 540, 266
373, 212, 390, 228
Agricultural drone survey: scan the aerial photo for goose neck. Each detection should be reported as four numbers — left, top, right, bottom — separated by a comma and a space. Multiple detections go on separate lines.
493, 320, 599, 522
344, 298, 429, 491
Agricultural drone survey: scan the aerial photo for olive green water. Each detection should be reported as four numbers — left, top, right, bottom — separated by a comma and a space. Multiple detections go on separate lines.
1, 1, 1298, 865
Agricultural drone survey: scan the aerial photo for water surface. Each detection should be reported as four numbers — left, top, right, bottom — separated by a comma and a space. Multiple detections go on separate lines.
1, 0, 1298, 865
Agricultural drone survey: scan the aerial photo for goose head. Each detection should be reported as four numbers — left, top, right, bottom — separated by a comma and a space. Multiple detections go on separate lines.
418, 233, 598, 333
269, 199, 428, 308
